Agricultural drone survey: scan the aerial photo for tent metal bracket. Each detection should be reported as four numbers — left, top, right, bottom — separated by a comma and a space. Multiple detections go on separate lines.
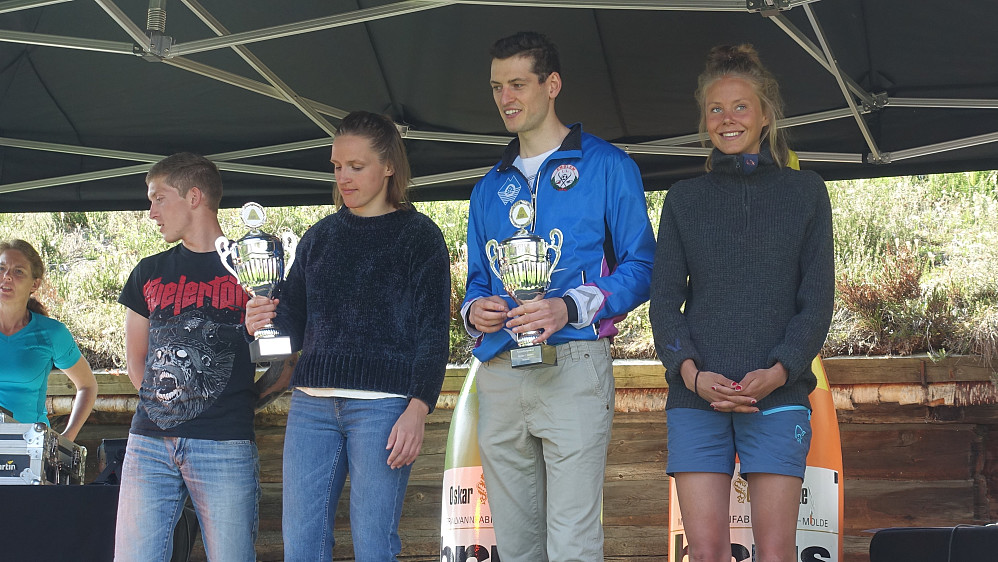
867, 152, 891, 165
747, 0, 790, 16
138, 32, 173, 59
864, 92, 889, 112
143, 0, 172, 58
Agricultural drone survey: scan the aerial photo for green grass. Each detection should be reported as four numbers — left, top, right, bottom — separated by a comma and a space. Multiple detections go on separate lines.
3, 170, 997, 368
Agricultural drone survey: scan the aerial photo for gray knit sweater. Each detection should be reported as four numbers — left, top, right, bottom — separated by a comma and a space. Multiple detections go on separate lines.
650, 147, 834, 411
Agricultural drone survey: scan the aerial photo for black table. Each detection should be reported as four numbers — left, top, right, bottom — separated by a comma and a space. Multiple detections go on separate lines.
0, 484, 119, 562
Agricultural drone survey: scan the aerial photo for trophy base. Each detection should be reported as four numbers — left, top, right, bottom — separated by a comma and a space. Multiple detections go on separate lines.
250, 336, 293, 364
510, 343, 558, 369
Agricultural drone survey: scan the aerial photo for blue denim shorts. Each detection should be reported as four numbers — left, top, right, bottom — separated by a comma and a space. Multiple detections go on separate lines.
666, 406, 812, 478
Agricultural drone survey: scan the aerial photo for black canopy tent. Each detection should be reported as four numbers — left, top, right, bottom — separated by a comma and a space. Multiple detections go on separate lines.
1, 0, 996, 213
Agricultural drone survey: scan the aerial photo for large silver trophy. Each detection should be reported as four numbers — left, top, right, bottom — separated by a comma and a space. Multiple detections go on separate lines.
215, 202, 298, 363
486, 200, 563, 368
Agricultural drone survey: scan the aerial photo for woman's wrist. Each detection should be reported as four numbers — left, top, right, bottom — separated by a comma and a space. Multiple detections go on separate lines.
680, 359, 699, 393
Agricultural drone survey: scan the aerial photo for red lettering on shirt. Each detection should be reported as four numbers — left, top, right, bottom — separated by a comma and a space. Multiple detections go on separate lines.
161, 283, 177, 310
144, 278, 163, 311
142, 275, 248, 320
198, 281, 214, 310
180, 278, 201, 312
173, 275, 187, 315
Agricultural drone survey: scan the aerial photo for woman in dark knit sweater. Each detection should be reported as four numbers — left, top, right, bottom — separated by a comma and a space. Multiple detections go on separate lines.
245, 111, 451, 562
650, 45, 834, 562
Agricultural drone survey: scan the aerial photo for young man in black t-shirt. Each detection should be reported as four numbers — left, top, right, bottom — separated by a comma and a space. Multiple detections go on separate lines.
114, 153, 259, 562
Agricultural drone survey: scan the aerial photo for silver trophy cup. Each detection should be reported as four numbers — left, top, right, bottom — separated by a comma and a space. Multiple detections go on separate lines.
215, 203, 298, 363
486, 227, 563, 368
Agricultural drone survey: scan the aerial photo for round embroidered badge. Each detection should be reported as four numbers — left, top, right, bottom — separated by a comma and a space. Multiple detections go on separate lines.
550, 164, 579, 191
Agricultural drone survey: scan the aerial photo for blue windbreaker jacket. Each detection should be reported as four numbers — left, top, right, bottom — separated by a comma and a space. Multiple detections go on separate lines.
463, 123, 656, 362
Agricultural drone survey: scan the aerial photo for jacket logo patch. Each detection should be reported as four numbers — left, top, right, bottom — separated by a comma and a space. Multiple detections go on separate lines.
498, 176, 523, 204
550, 164, 579, 191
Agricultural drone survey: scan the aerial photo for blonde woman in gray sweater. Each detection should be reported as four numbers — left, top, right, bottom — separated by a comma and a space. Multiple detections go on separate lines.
650, 44, 834, 562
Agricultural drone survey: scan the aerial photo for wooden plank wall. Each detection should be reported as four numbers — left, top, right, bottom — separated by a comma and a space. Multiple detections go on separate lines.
55, 354, 998, 562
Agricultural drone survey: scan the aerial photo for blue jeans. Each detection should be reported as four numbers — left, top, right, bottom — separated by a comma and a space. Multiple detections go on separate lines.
114, 433, 260, 562
282, 390, 412, 562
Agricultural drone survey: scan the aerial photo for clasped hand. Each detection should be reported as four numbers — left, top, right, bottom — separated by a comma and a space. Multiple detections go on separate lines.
687, 363, 788, 413
469, 296, 568, 344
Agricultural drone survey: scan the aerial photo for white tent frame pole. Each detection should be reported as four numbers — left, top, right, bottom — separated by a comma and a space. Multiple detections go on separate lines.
88, 0, 351, 130
0, 132, 861, 198
180, 0, 338, 136
889, 98, 998, 109
768, 12, 874, 107
412, 166, 497, 187
1, 0, 997, 199
0, 0, 70, 15
646, 106, 869, 146
801, 3, 883, 162
452, 0, 817, 10
170, 0, 455, 57
0, 136, 335, 163
617, 144, 861, 162
166, 0, 824, 57
212, 162, 331, 182
888, 131, 998, 163
0, 29, 133, 53
0, 165, 149, 195
790, 151, 863, 163
0, 162, 334, 196
0, 137, 337, 194
210, 139, 334, 161
164, 58, 286, 101
400, 129, 512, 146
92, 0, 151, 48
125, 0, 882, 157
0, 137, 163, 161
162, 58, 349, 120
0, 138, 338, 195
0, 136, 496, 192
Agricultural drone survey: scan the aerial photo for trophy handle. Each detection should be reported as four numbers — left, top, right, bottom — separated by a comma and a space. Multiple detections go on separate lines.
485, 239, 504, 282
547, 228, 563, 274
214, 236, 240, 280
281, 230, 299, 275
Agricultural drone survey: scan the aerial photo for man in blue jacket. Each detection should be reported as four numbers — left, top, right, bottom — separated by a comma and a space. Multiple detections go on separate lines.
462, 31, 656, 562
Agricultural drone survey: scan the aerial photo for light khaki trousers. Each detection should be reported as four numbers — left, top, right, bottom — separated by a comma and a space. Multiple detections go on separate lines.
477, 339, 615, 562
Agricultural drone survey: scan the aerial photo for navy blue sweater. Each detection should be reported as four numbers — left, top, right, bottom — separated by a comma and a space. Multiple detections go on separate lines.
274, 207, 451, 411
650, 147, 835, 411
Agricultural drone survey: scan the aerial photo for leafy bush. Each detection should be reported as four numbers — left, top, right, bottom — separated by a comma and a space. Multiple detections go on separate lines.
826, 171, 998, 363
832, 243, 962, 356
